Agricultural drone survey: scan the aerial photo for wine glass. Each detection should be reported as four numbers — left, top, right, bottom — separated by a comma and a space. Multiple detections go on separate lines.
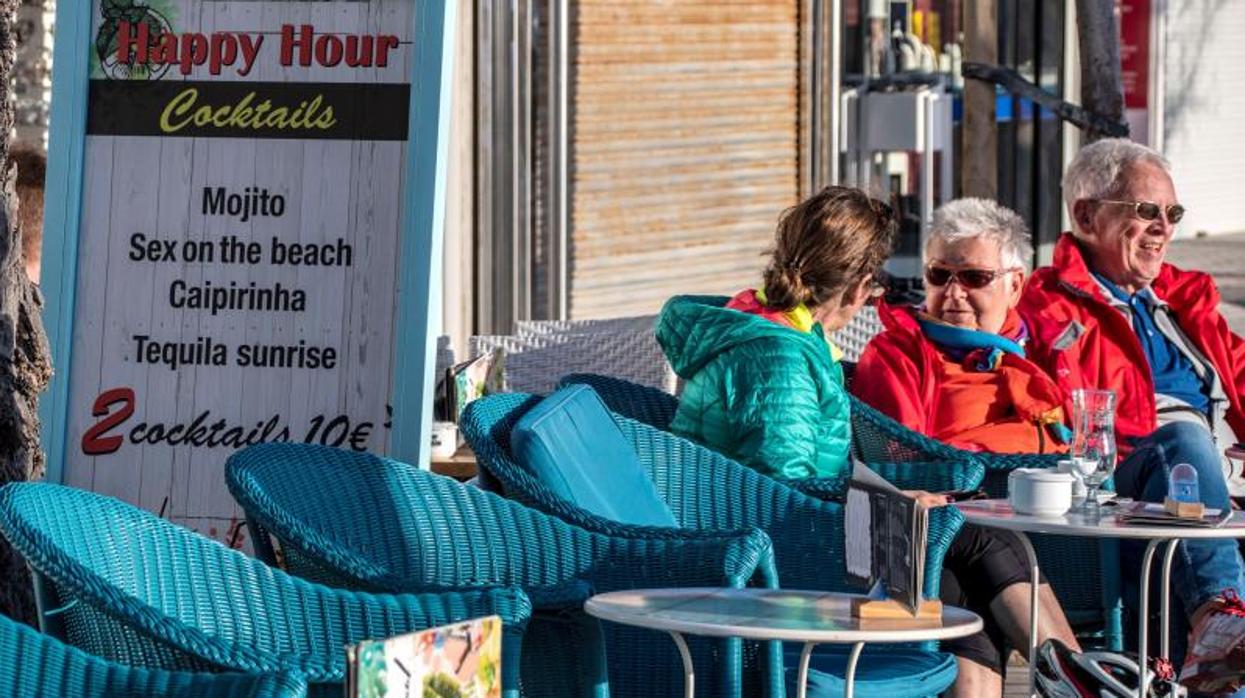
1071, 389, 1117, 512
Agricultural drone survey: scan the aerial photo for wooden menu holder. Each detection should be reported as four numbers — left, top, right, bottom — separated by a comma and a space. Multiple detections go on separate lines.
1164, 498, 1205, 519
851, 597, 943, 620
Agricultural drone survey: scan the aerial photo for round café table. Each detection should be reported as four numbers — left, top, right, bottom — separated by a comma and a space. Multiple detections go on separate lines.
584, 587, 982, 698
956, 499, 1245, 698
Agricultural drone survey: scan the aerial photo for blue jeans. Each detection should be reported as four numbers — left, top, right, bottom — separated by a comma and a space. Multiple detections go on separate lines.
1116, 422, 1245, 663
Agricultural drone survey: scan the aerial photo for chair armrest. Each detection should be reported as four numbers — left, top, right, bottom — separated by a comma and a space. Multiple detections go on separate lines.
923, 506, 965, 600
867, 459, 987, 493
781, 476, 848, 501
599, 528, 778, 591
526, 580, 594, 611
849, 396, 976, 462
977, 452, 1064, 471
784, 460, 985, 501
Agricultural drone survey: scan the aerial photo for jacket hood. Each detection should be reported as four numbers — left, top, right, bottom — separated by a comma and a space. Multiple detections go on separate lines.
876, 300, 923, 336
657, 294, 830, 378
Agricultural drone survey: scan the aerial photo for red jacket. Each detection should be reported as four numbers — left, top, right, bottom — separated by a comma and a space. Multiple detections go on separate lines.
854, 301, 1069, 454
1019, 233, 1245, 457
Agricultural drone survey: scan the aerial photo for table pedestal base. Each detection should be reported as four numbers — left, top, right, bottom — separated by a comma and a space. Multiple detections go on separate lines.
1138, 539, 1183, 698
1018, 534, 1186, 698
668, 634, 866, 698
668, 631, 694, 697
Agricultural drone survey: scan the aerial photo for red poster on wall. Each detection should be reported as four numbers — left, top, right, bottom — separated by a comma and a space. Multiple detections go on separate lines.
1118, 0, 1151, 110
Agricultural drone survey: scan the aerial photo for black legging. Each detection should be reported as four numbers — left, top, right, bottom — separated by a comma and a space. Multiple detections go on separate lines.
939, 523, 1045, 674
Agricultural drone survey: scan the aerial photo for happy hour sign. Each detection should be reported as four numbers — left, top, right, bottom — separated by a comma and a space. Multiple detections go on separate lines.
43, 0, 451, 542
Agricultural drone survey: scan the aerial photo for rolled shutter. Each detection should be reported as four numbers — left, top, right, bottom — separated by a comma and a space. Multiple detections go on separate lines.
568, 1, 801, 318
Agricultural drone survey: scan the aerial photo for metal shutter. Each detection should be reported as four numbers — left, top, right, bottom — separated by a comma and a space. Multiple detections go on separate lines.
568, 1, 801, 318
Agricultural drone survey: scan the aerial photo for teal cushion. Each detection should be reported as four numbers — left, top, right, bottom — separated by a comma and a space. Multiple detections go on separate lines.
787, 646, 958, 698
512, 385, 679, 528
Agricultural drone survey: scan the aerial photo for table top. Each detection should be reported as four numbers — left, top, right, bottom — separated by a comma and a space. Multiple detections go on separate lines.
584, 588, 982, 644
957, 499, 1245, 540
430, 445, 477, 480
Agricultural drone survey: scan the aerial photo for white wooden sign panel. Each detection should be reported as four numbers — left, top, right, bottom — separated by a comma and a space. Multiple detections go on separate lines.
41, 0, 449, 544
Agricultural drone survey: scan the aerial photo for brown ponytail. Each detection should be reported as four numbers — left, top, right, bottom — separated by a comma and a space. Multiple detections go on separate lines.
762, 186, 896, 311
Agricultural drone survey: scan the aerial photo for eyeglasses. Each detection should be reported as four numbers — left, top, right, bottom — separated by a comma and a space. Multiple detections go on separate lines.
1095, 199, 1186, 224
923, 265, 1016, 290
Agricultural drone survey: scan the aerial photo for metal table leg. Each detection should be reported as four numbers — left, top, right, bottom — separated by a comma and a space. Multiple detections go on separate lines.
1160, 539, 1179, 661
842, 641, 864, 698
1012, 531, 1041, 698
795, 642, 816, 698
668, 631, 694, 698
1138, 539, 1164, 698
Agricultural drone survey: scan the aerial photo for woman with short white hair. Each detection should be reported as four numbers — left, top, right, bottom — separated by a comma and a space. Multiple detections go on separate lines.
854, 197, 1083, 697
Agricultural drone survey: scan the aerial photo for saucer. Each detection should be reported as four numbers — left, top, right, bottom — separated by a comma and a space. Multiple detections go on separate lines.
1014, 505, 1072, 518
1073, 491, 1117, 504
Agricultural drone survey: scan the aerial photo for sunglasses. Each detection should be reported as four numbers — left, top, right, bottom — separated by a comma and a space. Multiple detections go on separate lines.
1095, 199, 1186, 224
923, 266, 1015, 290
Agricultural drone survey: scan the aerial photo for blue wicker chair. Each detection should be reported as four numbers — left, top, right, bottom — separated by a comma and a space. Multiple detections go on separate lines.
557, 373, 982, 495
559, 372, 1124, 650
0, 482, 531, 698
226, 441, 780, 698
850, 366, 1122, 648
461, 391, 964, 698
0, 612, 308, 697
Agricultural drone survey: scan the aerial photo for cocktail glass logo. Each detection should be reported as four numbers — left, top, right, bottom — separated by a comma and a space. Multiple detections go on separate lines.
96, 0, 173, 80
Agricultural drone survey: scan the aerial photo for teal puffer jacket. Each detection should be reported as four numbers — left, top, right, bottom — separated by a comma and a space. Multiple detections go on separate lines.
656, 295, 851, 480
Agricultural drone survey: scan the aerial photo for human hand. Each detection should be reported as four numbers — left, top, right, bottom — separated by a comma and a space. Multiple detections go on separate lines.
902, 490, 951, 509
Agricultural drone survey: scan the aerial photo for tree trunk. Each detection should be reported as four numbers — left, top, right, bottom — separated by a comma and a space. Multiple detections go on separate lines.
0, 0, 52, 626
1076, 0, 1128, 141
14, 0, 53, 146
961, 1, 997, 199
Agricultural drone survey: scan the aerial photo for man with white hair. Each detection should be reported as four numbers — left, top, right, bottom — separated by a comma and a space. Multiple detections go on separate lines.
1021, 137, 1245, 689
1023, 138, 1245, 478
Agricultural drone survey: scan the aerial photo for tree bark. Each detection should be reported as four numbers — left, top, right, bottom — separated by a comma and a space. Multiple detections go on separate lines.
961, 1, 997, 199
0, 0, 52, 626
1076, 0, 1128, 141
14, 0, 53, 146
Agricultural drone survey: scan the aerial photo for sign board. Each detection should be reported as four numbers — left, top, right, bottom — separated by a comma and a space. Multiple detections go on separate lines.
1118, 0, 1152, 143
40, 0, 454, 543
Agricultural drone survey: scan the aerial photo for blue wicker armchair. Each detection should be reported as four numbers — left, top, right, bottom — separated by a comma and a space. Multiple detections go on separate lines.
461, 391, 963, 698
226, 442, 780, 698
0, 612, 308, 698
847, 372, 1121, 647
558, 373, 982, 494
0, 482, 531, 698
559, 373, 1124, 649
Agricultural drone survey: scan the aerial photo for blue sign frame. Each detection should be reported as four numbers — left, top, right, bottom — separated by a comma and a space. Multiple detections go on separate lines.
39, 0, 456, 482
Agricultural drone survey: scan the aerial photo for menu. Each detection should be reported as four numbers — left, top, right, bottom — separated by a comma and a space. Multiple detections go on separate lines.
845, 461, 928, 614
56, 0, 429, 543
347, 616, 503, 698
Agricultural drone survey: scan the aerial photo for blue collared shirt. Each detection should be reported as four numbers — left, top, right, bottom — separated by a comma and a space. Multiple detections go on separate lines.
1092, 272, 1209, 413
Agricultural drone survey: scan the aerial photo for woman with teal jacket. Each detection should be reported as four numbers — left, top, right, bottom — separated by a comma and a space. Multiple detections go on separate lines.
657, 186, 891, 483
656, 187, 1081, 697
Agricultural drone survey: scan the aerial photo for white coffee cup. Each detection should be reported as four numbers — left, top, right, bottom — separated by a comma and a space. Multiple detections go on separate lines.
430, 421, 460, 459
1008, 468, 1075, 517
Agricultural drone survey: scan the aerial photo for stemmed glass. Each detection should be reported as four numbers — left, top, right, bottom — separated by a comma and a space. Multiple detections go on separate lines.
1070, 389, 1118, 512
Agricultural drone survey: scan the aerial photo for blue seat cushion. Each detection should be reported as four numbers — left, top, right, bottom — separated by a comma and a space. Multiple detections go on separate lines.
787, 645, 958, 698
511, 385, 679, 528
